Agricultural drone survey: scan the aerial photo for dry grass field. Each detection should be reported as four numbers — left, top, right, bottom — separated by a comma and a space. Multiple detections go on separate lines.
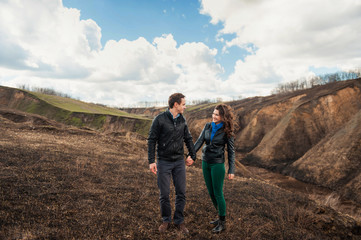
1, 109, 360, 239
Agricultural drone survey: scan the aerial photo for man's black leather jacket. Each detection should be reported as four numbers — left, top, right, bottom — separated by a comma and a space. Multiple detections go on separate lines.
148, 110, 196, 164
194, 122, 235, 174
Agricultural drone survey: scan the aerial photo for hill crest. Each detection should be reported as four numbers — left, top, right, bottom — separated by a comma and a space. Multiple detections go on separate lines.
0, 86, 152, 136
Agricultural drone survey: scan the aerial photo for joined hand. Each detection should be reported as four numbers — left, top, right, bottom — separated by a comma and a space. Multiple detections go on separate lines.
185, 156, 194, 166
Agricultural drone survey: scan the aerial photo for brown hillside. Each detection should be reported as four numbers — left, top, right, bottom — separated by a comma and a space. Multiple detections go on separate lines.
1, 107, 360, 239
283, 109, 361, 201
184, 79, 361, 205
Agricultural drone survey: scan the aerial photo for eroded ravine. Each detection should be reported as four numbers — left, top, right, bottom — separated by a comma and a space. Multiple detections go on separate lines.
246, 165, 361, 221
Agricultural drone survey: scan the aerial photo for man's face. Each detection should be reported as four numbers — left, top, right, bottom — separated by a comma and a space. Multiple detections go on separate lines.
174, 98, 186, 114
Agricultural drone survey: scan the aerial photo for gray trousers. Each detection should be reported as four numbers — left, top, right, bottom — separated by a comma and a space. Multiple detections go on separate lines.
157, 159, 186, 225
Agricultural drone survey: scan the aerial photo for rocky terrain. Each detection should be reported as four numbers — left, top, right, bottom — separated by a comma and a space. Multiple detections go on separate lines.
1, 106, 361, 239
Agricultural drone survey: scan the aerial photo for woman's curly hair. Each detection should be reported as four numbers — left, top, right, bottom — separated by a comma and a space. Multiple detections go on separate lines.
215, 104, 236, 138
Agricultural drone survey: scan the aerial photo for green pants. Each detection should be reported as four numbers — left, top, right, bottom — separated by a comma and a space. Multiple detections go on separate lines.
202, 161, 226, 217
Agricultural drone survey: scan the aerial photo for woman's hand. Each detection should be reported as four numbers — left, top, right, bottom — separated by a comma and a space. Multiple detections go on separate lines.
228, 174, 234, 180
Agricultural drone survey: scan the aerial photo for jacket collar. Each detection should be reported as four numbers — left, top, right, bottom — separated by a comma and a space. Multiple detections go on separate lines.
166, 109, 182, 121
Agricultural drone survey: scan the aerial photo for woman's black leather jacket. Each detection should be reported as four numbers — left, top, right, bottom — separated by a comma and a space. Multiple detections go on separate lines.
194, 122, 235, 174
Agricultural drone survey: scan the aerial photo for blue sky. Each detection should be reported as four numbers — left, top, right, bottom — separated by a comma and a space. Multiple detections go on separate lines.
1, 0, 360, 106
62, 0, 247, 78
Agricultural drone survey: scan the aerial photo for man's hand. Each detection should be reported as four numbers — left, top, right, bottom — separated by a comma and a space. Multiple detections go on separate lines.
228, 174, 234, 180
149, 163, 157, 175
185, 156, 194, 166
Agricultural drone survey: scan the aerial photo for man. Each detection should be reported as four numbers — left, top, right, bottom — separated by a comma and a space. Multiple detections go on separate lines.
148, 93, 196, 234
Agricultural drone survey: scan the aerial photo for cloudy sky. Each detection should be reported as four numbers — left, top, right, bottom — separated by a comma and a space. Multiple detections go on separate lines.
1, 0, 361, 107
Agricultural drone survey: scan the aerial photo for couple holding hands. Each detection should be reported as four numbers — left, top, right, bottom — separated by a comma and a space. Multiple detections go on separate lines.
148, 93, 235, 235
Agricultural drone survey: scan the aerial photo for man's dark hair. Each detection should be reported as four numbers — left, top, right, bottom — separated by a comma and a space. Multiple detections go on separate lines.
168, 93, 185, 108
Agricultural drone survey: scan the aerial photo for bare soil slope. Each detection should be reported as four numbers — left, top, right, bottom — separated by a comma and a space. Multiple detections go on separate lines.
1, 108, 360, 239
183, 79, 361, 205
283, 109, 361, 202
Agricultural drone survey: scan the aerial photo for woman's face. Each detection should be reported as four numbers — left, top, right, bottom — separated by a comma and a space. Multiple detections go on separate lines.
212, 109, 222, 124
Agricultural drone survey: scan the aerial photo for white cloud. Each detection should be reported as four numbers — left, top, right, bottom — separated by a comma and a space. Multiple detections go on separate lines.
0, 0, 100, 79
201, 0, 361, 95
3, 0, 360, 107
0, 0, 225, 106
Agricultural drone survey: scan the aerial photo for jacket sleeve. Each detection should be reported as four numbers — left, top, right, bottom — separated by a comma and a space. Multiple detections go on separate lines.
193, 123, 207, 154
227, 136, 235, 174
147, 116, 160, 164
184, 122, 196, 161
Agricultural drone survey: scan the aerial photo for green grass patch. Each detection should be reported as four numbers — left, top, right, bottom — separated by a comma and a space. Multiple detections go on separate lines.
90, 115, 107, 130
134, 118, 152, 137
186, 102, 218, 113
27, 91, 149, 120
68, 117, 83, 127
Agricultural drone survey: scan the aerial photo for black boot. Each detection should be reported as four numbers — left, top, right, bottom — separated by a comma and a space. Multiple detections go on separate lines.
209, 219, 219, 225
212, 220, 226, 233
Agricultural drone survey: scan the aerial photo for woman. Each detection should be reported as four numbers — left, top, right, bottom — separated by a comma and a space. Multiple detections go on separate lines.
188, 103, 235, 233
